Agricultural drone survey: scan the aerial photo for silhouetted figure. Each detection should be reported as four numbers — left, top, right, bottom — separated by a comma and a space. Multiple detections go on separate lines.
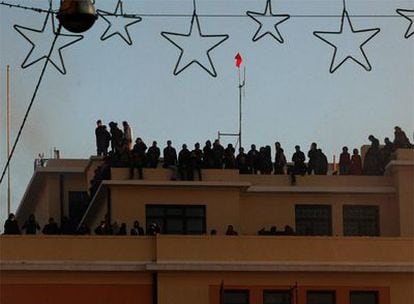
178, 144, 192, 180
147, 141, 161, 168
191, 142, 203, 180
339, 146, 351, 175
163, 140, 178, 180
130, 220, 145, 235
95, 120, 110, 156
315, 149, 328, 175
307, 142, 318, 175
274, 142, 287, 175
22, 214, 40, 235
148, 222, 161, 235
292, 145, 307, 175
42, 217, 60, 235
261, 145, 273, 174
363, 135, 383, 175
350, 149, 362, 175
224, 144, 236, 169
203, 140, 214, 169
131, 138, 147, 179
117, 223, 127, 235
393, 126, 412, 149
3, 213, 20, 235
109, 121, 123, 154
225, 225, 238, 235
235, 147, 249, 174
163, 140, 177, 168
122, 121, 133, 150
381, 137, 395, 171
212, 139, 225, 169
247, 144, 259, 174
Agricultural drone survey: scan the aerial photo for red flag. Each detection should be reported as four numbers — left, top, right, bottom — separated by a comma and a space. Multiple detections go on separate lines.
235, 53, 242, 68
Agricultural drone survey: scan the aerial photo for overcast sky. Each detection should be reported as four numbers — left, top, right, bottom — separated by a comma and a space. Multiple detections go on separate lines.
1, 0, 413, 221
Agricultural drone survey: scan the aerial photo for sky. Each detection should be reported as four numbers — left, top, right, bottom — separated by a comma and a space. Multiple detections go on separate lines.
0, 0, 413, 221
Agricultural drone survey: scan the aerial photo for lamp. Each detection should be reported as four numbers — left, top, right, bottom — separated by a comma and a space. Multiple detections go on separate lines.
57, 0, 97, 33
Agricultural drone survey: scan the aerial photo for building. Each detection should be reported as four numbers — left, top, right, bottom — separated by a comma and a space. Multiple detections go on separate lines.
1, 149, 413, 304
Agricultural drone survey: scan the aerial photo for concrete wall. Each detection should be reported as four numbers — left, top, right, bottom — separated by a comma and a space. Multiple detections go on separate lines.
2, 236, 412, 304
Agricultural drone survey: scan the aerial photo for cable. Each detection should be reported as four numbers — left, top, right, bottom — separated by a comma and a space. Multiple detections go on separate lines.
0, 24, 62, 186
0, 2, 412, 18
0, 1, 54, 13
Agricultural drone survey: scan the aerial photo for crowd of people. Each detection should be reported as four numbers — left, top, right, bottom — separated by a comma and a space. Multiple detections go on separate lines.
4, 213, 292, 237
96, 120, 413, 180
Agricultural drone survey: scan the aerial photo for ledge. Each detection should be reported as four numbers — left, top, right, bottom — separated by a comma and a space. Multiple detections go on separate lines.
247, 186, 397, 194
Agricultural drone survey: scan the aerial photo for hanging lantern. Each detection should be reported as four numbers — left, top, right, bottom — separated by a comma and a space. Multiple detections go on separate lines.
57, 0, 97, 33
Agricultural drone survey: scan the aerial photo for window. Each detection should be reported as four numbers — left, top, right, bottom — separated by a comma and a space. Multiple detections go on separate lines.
295, 205, 332, 236
263, 290, 291, 304
223, 290, 249, 304
343, 205, 379, 236
307, 291, 335, 304
350, 291, 378, 304
146, 205, 206, 234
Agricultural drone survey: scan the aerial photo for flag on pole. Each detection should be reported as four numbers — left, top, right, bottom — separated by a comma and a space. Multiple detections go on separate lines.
235, 52, 242, 68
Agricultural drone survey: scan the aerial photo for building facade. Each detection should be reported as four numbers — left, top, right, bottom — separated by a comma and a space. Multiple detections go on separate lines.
1, 149, 413, 304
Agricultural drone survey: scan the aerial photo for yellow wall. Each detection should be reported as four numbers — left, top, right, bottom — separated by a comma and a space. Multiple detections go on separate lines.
159, 272, 413, 304
108, 184, 398, 236
110, 185, 243, 234
2, 236, 413, 304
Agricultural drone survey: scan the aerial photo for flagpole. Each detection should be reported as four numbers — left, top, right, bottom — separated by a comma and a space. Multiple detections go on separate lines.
238, 67, 242, 149
6, 65, 11, 215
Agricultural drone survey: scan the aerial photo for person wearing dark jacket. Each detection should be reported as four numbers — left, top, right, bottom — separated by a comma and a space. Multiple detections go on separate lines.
109, 121, 123, 154
42, 217, 60, 235
274, 142, 287, 175
22, 214, 41, 235
95, 120, 108, 156
131, 138, 147, 179
235, 147, 249, 174
224, 144, 236, 169
3, 213, 20, 235
163, 140, 178, 180
315, 149, 328, 175
178, 144, 192, 180
212, 139, 225, 169
202, 140, 214, 168
292, 145, 307, 175
130, 220, 145, 235
147, 141, 161, 168
307, 142, 318, 175
247, 144, 259, 174
191, 142, 203, 180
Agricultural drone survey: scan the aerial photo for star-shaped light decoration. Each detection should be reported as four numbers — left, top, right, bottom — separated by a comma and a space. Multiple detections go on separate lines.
97, 0, 142, 45
313, 10, 380, 73
396, 9, 414, 39
246, 0, 290, 43
161, 11, 229, 77
14, 11, 84, 75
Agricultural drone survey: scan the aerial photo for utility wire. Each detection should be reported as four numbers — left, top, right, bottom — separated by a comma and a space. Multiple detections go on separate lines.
0, 2, 412, 18
0, 24, 62, 186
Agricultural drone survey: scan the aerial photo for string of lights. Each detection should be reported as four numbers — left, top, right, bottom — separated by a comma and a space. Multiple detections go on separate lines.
0, 2, 412, 18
